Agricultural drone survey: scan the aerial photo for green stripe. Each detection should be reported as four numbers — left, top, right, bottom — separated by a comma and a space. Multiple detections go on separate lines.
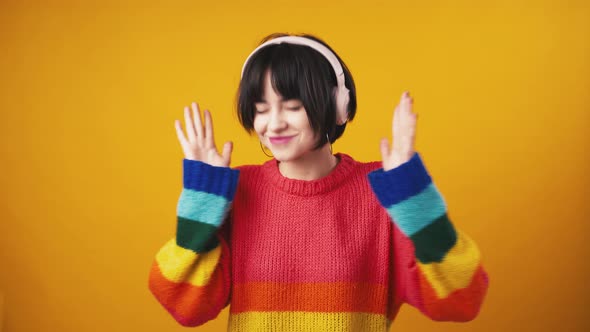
410, 213, 457, 264
176, 216, 221, 253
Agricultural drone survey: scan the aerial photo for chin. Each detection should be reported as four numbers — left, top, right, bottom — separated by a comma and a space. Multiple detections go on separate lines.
271, 150, 302, 162
272, 154, 294, 162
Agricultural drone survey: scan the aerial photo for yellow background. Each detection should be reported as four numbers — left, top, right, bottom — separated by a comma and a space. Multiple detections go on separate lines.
1, 0, 589, 331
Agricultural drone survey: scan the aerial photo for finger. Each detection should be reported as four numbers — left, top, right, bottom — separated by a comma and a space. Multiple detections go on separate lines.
406, 92, 416, 115
174, 119, 189, 147
204, 109, 215, 148
379, 138, 390, 161
184, 106, 197, 142
392, 105, 400, 132
399, 91, 407, 103
408, 95, 415, 115
191, 102, 204, 138
222, 141, 233, 165
400, 91, 412, 114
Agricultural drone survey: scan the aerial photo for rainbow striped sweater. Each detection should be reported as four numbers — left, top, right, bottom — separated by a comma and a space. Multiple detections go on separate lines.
148, 152, 489, 331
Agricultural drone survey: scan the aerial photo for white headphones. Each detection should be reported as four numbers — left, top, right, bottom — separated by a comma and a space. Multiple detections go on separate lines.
240, 36, 350, 125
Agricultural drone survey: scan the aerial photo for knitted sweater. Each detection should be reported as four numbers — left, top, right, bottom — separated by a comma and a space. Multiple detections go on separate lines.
148, 152, 489, 331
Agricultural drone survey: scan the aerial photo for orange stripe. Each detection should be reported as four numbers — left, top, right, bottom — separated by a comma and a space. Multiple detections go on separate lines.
417, 263, 489, 321
231, 281, 390, 314
148, 260, 228, 326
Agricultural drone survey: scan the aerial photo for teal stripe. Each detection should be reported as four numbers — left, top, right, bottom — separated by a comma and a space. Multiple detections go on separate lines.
386, 182, 447, 237
176, 216, 220, 253
411, 213, 457, 264
177, 188, 230, 227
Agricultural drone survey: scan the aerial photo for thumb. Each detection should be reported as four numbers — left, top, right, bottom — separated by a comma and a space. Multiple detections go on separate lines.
222, 141, 233, 165
379, 138, 390, 161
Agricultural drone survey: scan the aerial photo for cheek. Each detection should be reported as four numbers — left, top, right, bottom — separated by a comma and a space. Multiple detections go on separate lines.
252, 116, 264, 135
296, 116, 314, 136
289, 112, 310, 129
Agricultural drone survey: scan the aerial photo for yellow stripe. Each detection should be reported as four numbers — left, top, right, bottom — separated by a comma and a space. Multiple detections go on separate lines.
417, 229, 481, 298
154, 237, 222, 286
228, 311, 390, 332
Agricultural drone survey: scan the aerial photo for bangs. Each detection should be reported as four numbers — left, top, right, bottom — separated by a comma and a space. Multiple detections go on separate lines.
258, 47, 304, 102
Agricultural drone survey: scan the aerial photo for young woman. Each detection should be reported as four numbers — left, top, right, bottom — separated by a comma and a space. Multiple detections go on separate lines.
148, 32, 489, 331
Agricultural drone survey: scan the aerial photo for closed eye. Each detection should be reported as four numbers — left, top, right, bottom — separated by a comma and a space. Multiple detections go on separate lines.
254, 102, 267, 113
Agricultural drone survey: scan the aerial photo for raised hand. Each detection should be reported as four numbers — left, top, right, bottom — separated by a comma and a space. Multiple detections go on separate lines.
379, 91, 417, 171
174, 101, 233, 167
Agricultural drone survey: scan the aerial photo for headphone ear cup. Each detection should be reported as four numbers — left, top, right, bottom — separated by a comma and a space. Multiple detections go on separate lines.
332, 86, 339, 104
333, 86, 350, 125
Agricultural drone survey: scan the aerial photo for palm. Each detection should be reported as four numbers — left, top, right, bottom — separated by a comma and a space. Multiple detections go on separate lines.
174, 101, 233, 167
380, 91, 417, 171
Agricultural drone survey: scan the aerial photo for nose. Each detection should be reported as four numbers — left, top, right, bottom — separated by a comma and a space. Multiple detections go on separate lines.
267, 108, 287, 133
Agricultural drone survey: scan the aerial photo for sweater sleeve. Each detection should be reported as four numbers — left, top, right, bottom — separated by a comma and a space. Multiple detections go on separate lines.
148, 159, 240, 327
367, 152, 489, 322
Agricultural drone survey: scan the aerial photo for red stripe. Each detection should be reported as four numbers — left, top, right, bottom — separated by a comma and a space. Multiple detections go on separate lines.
416, 263, 489, 321
147, 242, 230, 326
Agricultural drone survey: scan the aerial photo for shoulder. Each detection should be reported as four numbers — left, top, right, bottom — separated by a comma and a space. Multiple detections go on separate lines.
233, 162, 265, 174
359, 160, 383, 174
340, 153, 383, 175
230, 162, 273, 197
233, 163, 259, 172
232, 164, 262, 177
232, 162, 268, 185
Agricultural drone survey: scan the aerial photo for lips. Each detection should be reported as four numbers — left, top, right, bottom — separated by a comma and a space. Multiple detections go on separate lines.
269, 135, 295, 144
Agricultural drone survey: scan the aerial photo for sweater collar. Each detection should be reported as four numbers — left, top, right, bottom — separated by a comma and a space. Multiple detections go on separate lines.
261, 152, 357, 196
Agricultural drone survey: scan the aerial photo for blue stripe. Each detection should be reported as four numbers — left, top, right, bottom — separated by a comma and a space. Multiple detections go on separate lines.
386, 182, 447, 237
177, 188, 231, 227
182, 158, 240, 201
367, 152, 432, 208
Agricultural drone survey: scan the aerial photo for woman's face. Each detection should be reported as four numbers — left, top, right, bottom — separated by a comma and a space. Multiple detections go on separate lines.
253, 70, 319, 162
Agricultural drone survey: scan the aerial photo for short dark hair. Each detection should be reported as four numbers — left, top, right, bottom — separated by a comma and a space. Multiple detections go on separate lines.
235, 32, 357, 150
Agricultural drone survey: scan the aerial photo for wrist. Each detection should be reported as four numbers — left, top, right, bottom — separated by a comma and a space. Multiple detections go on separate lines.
385, 150, 414, 171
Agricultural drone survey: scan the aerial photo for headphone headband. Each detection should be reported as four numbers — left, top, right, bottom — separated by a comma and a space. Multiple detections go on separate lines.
240, 36, 350, 125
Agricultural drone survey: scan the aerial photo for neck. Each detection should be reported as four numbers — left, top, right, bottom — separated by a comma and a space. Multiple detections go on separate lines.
277, 144, 339, 181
